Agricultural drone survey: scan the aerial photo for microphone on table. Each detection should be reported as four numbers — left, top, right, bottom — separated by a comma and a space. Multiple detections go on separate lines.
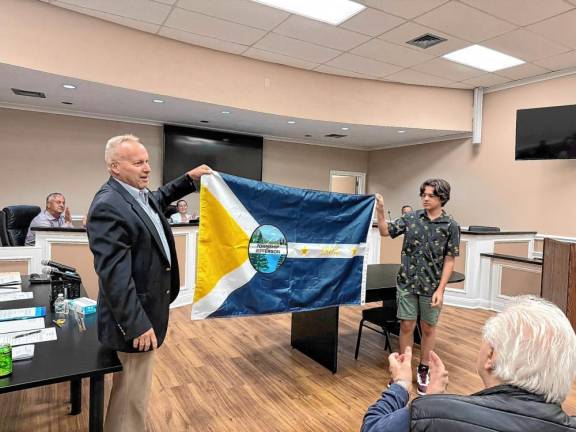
43, 267, 82, 282
41, 259, 77, 273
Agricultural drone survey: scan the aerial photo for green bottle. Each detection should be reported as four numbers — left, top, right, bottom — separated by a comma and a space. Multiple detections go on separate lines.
0, 344, 12, 377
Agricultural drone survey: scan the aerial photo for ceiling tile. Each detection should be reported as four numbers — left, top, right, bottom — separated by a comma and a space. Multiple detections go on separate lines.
314, 65, 377, 79
459, 0, 574, 26
176, 0, 289, 31
243, 48, 319, 70
411, 58, 485, 81
415, 1, 517, 42
158, 27, 248, 54
534, 50, 576, 71
357, 0, 450, 19
527, 10, 576, 49
379, 22, 470, 56
52, 2, 161, 32
444, 81, 475, 89
460, 73, 510, 87
351, 38, 434, 67
383, 69, 454, 86
273, 16, 371, 51
253, 33, 341, 63
339, 7, 405, 37
495, 62, 550, 80
54, 0, 171, 24
483, 29, 570, 62
326, 53, 402, 77
164, 7, 266, 45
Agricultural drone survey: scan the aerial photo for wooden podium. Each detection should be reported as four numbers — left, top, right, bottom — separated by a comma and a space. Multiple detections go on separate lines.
541, 238, 576, 329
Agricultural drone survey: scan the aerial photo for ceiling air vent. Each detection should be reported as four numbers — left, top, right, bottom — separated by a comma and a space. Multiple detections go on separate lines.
407, 33, 447, 49
11, 88, 46, 98
324, 134, 347, 138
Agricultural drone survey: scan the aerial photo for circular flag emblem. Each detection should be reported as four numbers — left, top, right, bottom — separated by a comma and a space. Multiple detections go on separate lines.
248, 225, 288, 274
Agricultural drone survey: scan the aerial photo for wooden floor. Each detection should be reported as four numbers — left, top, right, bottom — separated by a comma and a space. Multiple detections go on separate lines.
2, 305, 576, 431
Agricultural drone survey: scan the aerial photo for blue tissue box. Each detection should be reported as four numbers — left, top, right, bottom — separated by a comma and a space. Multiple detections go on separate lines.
67, 297, 97, 315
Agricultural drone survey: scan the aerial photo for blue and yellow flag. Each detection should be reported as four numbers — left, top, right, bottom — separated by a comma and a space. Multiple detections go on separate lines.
191, 172, 375, 320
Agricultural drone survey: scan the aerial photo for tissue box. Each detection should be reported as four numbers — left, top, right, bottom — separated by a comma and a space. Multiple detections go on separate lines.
67, 297, 97, 315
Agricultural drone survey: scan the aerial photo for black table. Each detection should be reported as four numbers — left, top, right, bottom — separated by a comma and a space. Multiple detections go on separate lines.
290, 264, 465, 373
0, 277, 122, 431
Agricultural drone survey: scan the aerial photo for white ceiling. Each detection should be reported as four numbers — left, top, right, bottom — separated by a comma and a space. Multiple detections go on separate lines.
0, 62, 469, 150
38, 0, 576, 88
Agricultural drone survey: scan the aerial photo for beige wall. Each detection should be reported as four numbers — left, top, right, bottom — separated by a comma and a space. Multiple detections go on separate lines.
0, 0, 472, 132
263, 140, 368, 191
0, 108, 162, 213
0, 109, 369, 213
367, 74, 576, 237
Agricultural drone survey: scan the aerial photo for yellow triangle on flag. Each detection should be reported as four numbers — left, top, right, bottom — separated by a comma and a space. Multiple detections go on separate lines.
195, 187, 251, 303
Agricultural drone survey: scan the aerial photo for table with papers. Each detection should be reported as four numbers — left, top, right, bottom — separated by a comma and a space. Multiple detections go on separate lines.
0, 276, 121, 432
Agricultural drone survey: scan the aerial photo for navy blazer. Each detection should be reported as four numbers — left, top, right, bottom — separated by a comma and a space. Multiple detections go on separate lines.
87, 175, 196, 352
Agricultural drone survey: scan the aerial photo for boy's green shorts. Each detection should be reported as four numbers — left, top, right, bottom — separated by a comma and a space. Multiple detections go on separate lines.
396, 288, 441, 325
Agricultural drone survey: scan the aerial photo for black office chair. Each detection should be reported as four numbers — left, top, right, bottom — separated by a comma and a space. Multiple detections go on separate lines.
2, 205, 41, 246
355, 301, 399, 360
0, 210, 10, 246
164, 205, 178, 220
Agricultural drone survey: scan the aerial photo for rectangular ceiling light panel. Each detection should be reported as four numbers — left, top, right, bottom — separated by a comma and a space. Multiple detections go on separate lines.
251, 0, 365, 25
443, 44, 524, 72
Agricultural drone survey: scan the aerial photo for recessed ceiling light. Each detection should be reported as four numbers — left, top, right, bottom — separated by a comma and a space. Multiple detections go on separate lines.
443, 44, 524, 72
397, 130, 406, 134
62, 84, 76, 89
152, 99, 165, 103
251, 0, 365, 25
221, 110, 231, 114
341, 127, 350, 131
287, 120, 296, 124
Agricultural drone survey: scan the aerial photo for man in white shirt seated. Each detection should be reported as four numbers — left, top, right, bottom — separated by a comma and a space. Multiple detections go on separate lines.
25, 192, 73, 245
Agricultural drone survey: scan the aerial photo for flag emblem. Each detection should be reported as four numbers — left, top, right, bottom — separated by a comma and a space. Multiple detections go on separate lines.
248, 225, 288, 274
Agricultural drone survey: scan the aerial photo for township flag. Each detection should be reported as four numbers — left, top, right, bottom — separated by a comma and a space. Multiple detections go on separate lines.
191, 172, 375, 320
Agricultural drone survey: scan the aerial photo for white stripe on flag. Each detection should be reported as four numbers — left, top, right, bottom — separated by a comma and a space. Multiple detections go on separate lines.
202, 172, 259, 236
192, 260, 258, 320
286, 243, 366, 259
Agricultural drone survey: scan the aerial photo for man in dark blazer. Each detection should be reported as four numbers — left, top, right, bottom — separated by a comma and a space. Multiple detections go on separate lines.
87, 134, 211, 431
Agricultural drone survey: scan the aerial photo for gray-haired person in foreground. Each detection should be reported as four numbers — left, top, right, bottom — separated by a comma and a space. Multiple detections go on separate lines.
361, 295, 576, 432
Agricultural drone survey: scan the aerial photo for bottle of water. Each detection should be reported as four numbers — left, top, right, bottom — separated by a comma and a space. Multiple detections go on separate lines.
54, 293, 68, 325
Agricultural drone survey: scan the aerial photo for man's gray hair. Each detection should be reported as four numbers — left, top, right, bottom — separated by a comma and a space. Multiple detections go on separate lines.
46, 192, 64, 205
104, 134, 141, 171
483, 295, 576, 403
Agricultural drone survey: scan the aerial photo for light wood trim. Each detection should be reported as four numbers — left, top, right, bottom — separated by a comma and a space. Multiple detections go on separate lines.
494, 241, 529, 258
0, 260, 28, 274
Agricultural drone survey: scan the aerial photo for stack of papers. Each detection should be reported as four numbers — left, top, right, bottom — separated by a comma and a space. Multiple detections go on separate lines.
0, 307, 46, 322
0, 292, 33, 303
0, 328, 57, 346
0, 317, 45, 334
0, 272, 21, 286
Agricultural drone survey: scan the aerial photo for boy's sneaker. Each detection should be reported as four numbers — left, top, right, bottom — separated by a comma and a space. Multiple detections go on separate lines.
416, 364, 430, 395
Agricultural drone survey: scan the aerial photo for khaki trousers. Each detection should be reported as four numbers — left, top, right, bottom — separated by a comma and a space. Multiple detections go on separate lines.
104, 349, 156, 432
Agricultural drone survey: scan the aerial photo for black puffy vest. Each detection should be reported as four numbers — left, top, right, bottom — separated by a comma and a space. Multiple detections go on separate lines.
411, 384, 576, 432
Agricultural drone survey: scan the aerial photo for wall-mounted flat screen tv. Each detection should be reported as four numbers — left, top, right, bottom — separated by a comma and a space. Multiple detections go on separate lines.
163, 125, 263, 183
516, 104, 576, 160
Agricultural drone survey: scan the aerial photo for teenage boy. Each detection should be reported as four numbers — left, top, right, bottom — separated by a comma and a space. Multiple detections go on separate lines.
375, 178, 460, 395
